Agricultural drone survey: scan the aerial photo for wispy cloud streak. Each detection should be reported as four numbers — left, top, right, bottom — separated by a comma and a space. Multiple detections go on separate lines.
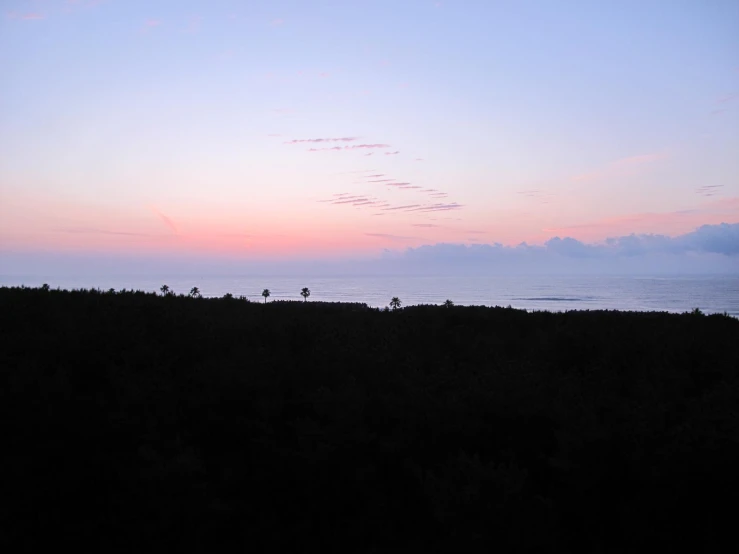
696, 184, 724, 197
308, 144, 390, 151
150, 207, 179, 235
285, 137, 357, 144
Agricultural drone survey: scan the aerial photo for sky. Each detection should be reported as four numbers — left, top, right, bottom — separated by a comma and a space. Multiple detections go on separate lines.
1, 0, 738, 275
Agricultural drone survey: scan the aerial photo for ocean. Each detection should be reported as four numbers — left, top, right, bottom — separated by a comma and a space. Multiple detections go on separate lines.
2, 274, 738, 316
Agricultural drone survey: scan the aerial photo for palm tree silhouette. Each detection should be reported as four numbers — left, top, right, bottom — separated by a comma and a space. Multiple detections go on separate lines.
444, 299, 454, 308
390, 297, 402, 311
262, 289, 271, 303
160, 284, 170, 296
301, 287, 311, 302
189, 287, 201, 298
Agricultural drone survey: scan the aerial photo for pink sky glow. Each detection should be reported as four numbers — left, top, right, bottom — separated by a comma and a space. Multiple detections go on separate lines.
0, 0, 737, 267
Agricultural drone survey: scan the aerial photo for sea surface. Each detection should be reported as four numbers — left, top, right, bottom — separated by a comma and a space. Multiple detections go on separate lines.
2, 274, 738, 316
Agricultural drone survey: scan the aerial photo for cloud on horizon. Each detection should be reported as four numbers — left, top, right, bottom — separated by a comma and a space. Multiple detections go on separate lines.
2, 224, 736, 278
394, 223, 739, 274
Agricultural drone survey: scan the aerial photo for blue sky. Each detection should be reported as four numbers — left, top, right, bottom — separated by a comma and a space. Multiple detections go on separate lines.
1, 0, 737, 274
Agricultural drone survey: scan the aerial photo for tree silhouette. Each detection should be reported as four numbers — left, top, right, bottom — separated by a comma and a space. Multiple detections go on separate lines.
262, 289, 271, 303
41, 283, 50, 292
444, 299, 454, 308
160, 285, 170, 296
390, 297, 402, 311
301, 287, 311, 302
223, 293, 233, 300
189, 287, 201, 298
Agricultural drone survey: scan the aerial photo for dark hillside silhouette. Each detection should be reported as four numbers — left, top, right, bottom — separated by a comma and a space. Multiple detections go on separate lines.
1, 285, 738, 552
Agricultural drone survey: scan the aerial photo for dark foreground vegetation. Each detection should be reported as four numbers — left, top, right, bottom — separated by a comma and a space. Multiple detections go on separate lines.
2, 286, 738, 552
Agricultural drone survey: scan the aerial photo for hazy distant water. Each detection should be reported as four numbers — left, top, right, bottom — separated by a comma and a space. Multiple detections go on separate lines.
2, 274, 738, 316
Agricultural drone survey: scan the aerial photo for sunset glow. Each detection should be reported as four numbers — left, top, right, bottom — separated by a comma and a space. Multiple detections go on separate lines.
1, 0, 738, 272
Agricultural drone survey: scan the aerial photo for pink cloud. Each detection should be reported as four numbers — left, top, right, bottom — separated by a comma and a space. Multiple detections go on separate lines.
149, 207, 179, 235
351, 144, 390, 149
385, 151, 400, 155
